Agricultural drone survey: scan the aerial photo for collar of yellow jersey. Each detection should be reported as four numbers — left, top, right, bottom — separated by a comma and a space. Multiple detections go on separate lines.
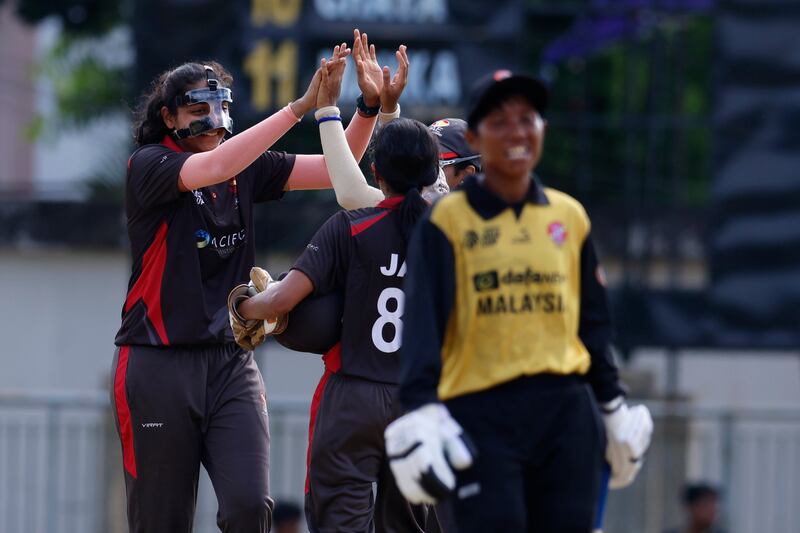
461, 173, 549, 220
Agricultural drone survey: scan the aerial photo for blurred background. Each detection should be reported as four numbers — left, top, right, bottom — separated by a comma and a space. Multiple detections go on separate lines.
1, 0, 799, 531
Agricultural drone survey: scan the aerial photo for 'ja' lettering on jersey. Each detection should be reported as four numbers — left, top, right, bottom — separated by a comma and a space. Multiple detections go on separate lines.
293, 196, 413, 384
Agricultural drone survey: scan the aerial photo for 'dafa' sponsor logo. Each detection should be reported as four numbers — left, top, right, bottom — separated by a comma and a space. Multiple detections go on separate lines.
473, 268, 565, 292
472, 267, 567, 315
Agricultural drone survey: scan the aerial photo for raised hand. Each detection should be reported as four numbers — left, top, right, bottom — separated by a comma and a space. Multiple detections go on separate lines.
329, 41, 351, 66
317, 54, 347, 109
290, 43, 349, 117
380, 45, 409, 113
289, 67, 322, 119
352, 29, 382, 108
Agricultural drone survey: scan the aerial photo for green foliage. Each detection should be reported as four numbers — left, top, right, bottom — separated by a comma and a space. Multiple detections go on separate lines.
526, 9, 714, 208
4, 0, 131, 201
49, 56, 128, 128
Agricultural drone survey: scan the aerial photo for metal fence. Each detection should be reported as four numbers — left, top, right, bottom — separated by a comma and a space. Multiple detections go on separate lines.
1, 390, 798, 533
0, 390, 108, 533
605, 403, 800, 533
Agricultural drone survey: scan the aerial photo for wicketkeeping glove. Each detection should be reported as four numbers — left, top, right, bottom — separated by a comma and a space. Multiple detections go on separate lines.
384, 403, 475, 505
602, 397, 654, 489
227, 267, 287, 351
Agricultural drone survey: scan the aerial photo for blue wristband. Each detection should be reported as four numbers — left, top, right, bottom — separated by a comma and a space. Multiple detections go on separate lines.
317, 115, 342, 125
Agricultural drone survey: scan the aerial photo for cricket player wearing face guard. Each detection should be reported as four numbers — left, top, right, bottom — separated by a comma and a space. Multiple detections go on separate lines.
385, 71, 654, 532
170, 66, 234, 139
111, 36, 402, 532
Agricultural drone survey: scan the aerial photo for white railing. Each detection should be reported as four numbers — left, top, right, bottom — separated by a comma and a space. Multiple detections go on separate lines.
1, 390, 799, 533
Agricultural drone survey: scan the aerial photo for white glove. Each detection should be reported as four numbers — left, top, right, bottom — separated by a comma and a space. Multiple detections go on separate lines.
385, 403, 474, 504
602, 398, 653, 489
247, 267, 282, 335
227, 267, 286, 351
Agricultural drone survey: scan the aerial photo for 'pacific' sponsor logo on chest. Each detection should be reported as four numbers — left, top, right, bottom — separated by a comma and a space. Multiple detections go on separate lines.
195, 228, 247, 257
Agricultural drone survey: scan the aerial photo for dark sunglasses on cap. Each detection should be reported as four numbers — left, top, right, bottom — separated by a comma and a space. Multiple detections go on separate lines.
439, 154, 481, 168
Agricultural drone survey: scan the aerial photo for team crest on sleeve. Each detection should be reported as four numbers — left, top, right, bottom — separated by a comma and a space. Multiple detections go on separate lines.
547, 221, 567, 246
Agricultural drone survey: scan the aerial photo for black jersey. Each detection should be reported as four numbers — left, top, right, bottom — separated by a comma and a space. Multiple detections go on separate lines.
292, 196, 412, 384
115, 136, 295, 346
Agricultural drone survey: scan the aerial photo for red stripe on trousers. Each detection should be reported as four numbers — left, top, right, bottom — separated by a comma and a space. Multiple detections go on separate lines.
114, 346, 137, 478
305, 343, 342, 493
124, 221, 170, 345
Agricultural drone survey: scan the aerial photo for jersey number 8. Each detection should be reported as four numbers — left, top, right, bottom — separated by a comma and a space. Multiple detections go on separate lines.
372, 287, 404, 353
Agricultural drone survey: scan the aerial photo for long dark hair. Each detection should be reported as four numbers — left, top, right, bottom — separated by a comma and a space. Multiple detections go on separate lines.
373, 118, 439, 242
133, 61, 233, 147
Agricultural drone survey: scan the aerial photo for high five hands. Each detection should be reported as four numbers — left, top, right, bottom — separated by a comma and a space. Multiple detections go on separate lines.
314, 29, 410, 112
291, 42, 350, 118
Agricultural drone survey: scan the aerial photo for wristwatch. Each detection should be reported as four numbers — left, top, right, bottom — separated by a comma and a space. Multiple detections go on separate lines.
356, 94, 380, 117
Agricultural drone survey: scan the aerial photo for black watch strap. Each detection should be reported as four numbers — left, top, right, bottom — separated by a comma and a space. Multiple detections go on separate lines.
356, 94, 380, 117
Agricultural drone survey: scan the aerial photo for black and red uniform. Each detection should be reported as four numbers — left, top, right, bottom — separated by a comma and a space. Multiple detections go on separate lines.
292, 196, 438, 533
112, 136, 294, 533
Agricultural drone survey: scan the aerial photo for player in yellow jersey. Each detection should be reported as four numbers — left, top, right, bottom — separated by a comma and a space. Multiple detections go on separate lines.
385, 70, 653, 532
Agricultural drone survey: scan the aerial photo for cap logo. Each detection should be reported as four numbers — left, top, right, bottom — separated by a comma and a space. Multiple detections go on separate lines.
429, 119, 450, 137
493, 69, 512, 81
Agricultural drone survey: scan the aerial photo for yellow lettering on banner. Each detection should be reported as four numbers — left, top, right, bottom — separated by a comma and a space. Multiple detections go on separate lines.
244, 39, 298, 111
251, 0, 301, 27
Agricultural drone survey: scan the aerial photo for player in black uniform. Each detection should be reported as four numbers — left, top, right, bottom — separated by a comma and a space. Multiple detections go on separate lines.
230, 86, 441, 530
384, 71, 655, 532
110, 33, 398, 533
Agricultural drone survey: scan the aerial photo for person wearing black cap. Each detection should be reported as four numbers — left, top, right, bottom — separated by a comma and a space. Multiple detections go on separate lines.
228, 58, 444, 532
428, 118, 482, 190
383, 70, 654, 532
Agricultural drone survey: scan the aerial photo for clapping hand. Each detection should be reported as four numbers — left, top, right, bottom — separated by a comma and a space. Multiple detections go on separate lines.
352, 29, 383, 108
292, 43, 350, 117
317, 43, 349, 109
380, 45, 409, 113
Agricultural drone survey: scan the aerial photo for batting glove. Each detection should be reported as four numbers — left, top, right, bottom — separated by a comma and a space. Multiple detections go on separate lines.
385, 403, 474, 505
227, 267, 287, 351
602, 397, 653, 489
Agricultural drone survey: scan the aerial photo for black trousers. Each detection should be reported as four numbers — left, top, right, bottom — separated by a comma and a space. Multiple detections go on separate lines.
305, 372, 440, 533
111, 344, 272, 533
445, 375, 606, 533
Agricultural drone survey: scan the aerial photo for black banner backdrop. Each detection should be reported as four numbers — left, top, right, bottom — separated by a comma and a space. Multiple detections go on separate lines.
133, 0, 524, 126
709, 0, 800, 347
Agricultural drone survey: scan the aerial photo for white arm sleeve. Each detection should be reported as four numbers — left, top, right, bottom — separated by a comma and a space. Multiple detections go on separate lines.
378, 104, 401, 124
316, 106, 384, 210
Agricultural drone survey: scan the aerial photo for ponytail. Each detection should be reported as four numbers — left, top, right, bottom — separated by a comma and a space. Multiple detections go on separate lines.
397, 188, 430, 244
